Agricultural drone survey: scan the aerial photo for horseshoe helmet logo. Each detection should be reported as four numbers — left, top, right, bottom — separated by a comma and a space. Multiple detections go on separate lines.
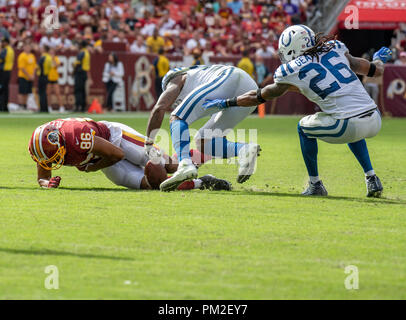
281, 31, 293, 47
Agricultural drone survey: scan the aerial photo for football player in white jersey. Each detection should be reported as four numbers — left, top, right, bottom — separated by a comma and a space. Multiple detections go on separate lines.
145, 65, 261, 191
203, 25, 392, 197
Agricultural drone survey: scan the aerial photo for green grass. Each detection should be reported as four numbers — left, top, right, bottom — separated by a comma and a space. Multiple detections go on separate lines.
0, 114, 405, 300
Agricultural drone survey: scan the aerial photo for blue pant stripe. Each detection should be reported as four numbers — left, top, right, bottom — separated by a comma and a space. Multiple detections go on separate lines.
305, 119, 349, 138
174, 69, 229, 119
301, 119, 340, 131
182, 68, 234, 120
180, 68, 234, 121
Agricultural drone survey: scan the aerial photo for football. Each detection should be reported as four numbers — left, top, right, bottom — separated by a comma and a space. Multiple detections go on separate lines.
144, 160, 168, 190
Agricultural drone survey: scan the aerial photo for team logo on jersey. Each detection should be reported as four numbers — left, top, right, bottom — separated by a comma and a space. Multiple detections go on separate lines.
47, 131, 60, 145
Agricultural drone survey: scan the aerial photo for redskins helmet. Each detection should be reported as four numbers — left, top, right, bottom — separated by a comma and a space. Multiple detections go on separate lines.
28, 124, 66, 170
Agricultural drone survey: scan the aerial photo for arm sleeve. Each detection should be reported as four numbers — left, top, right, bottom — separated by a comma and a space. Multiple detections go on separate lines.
274, 64, 289, 84
273, 63, 300, 88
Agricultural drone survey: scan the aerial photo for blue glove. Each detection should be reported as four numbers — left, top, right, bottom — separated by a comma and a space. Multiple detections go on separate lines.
202, 99, 229, 110
373, 47, 392, 63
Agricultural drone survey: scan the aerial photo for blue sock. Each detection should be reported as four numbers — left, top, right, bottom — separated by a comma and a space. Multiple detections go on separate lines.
170, 120, 191, 161
298, 123, 319, 177
205, 137, 245, 159
348, 139, 373, 174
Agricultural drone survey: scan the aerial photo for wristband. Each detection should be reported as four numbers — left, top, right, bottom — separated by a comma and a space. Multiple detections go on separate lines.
226, 97, 238, 107
257, 88, 266, 103
367, 63, 377, 77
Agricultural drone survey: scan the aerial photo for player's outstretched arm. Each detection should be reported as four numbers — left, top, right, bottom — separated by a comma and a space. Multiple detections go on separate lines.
85, 136, 125, 172
145, 76, 184, 141
346, 53, 384, 77
345, 47, 392, 78
202, 83, 293, 109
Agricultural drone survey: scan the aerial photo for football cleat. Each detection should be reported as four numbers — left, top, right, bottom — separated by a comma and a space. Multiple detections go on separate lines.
237, 144, 261, 184
199, 174, 232, 191
366, 175, 383, 198
160, 158, 198, 192
302, 180, 328, 196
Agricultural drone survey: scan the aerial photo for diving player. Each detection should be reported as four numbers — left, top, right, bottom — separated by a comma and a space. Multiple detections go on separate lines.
28, 118, 231, 191
203, 25, 391, 197
145, 65, 261, 192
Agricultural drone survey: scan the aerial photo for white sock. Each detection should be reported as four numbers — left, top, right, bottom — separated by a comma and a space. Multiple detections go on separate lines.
193, 179, 202, 189
309, 176, 320, 184
365, 170, 375, 177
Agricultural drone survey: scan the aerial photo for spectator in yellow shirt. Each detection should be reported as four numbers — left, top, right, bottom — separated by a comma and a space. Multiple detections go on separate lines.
237, 49, 255, 80
47, 48, 63, 112
152, 48, 170, 98
163, 33, 174, 53
17, 42, 36, 109
146, 28, 165, 54
73, 40, 91, 112
0, 38, 14, 112
37, 45, 53, 113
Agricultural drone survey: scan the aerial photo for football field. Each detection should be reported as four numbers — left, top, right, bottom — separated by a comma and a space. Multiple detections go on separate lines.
0, 114, 405, 300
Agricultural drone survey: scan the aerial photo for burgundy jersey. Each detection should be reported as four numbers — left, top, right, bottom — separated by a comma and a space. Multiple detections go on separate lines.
47, 118, 110, 167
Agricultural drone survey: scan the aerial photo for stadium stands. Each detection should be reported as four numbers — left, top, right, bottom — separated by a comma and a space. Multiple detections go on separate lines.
0, 0, 317, 57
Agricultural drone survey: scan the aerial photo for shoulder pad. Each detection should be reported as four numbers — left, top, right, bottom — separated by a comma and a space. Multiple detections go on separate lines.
274, 61, 299, 81
327, 40, 347, 51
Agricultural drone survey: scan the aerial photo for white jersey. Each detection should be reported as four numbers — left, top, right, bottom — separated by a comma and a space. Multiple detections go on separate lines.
166, 64, 258, 125
274, 40, 376, 119
162, 64, 232, 92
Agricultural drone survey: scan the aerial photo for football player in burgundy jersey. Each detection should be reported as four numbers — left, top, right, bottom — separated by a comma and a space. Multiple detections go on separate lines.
28, 118, 231, 191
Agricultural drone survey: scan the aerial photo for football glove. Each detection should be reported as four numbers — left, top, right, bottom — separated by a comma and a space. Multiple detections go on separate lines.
373, 47, 392, 63
202, 99, 229, 110
145, 139, 162, 161
48, 176, 61, 188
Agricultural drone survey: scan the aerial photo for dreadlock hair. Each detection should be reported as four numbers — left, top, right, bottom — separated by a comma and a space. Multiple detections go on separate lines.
302, 33, 337, 62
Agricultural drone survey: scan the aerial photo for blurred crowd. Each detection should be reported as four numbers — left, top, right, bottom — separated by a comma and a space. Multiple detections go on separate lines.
392, 23, 406, 66
1, 0, 405, 113
0, 0, 317, 59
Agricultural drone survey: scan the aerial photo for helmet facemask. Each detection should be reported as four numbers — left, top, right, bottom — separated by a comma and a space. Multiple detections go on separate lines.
31, 146, 66, 170
29, 127, 66, 171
